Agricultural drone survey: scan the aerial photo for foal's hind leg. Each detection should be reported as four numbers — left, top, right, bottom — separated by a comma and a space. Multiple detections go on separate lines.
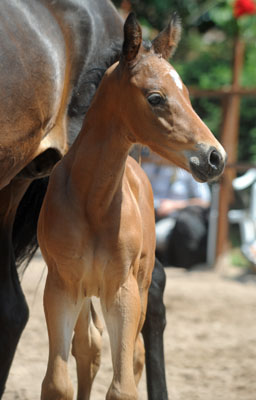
72, 299, 103, 400
142, 257, 168, 400
41, 269, 83, 400
101, 270, 142, 400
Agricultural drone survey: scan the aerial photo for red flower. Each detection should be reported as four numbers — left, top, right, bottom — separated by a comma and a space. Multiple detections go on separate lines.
233, 0, 256, 18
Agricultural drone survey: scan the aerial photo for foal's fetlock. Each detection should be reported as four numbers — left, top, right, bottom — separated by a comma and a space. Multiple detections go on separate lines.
41, 376, 74, 400
106, 384, 138, 400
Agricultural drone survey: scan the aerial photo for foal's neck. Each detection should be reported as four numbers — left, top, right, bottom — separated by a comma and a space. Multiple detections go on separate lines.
68, 94, 132, 219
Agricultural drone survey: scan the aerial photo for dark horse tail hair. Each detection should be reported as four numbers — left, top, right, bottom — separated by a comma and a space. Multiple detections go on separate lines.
13, 177, 49, 272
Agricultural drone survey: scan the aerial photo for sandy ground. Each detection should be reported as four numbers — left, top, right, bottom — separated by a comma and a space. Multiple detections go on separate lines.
3, 252, 256, 400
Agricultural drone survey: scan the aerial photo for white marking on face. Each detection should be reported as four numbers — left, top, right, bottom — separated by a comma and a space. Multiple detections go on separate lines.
169, 69, 183, 90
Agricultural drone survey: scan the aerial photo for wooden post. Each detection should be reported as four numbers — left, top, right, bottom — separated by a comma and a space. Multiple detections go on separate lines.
216, 37, 245, 257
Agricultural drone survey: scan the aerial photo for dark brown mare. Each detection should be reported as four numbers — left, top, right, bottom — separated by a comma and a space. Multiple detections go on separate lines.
38, 13, 226, 400
1, 2, 169, 399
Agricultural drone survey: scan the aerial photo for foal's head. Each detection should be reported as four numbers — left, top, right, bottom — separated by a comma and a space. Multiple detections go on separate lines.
107, 13, 226, 182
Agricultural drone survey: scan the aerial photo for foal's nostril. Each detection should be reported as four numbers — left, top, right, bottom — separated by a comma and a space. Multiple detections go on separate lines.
190, 145, 225, 181
208, 149, 221, 170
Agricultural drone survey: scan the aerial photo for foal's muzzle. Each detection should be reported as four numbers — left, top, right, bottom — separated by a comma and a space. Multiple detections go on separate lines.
189, 145, 226, 182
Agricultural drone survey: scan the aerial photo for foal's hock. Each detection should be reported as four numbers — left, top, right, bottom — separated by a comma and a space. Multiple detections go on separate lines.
38, 13, 226, 400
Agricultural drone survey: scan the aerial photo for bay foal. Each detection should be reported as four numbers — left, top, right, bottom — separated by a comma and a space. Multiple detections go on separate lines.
38, 13, 226, 400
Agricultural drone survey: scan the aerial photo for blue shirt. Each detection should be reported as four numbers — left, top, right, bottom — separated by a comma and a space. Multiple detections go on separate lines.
142, 163, 211, 208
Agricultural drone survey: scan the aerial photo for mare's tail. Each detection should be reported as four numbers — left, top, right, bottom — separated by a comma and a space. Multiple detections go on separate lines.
13, 177, 49, 272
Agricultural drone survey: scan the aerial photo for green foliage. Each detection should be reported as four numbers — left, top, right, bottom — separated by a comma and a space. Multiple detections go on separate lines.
237, 14, 256, 39
174, 40, 233, 88
209, 0, 238, 35
113, 0, 214, 30
242, 42, 256, 86
238, 98, 256, 162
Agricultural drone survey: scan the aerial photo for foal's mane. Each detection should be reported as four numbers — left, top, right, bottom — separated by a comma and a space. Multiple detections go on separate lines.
68, 40, 123, 118
68, 39, 152, 119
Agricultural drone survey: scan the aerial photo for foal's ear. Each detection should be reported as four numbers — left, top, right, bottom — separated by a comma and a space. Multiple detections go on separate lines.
152, 13, 182, 60
122, 12, 142, 63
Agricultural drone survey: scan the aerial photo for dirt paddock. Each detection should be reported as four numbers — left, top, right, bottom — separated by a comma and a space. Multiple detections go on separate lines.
4, 252, 256, 400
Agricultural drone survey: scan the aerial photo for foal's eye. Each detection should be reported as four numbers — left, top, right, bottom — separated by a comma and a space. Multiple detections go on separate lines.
147, 93, 164, 106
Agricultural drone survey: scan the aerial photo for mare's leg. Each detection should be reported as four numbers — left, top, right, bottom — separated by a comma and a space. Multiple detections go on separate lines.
41, 269, 83, 400
0, 249, 29, 397
142, 257, 168, 400
72, 299, 103, 400
0, 180, 30, 397
101, 270, 142, 400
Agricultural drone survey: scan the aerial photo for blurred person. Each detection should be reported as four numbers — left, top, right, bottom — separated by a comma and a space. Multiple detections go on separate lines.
142, 160, 211, 267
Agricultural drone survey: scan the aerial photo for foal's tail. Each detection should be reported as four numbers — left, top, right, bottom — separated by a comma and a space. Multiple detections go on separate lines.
13, 178, 49, 272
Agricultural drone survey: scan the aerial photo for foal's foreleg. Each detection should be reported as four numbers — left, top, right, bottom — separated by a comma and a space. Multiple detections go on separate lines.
101, 270, 141, 400
41, 271, 83, 400
72, 299, 103, 400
